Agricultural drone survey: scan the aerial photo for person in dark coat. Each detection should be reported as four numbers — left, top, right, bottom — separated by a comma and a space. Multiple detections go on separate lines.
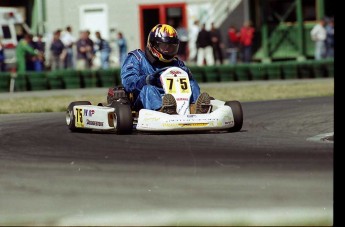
196, 23, 214, 66
210, 22, 224, 65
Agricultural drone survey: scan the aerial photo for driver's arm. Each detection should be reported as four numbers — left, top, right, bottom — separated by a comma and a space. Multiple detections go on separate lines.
120, 53, 147, 93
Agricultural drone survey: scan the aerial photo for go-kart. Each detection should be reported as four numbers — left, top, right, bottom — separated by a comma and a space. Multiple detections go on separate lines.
66, 66, 243, 134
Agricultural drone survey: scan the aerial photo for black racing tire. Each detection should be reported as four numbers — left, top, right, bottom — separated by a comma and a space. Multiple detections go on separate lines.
110, 101, 133, 134
224, 101, 243, 132
66, 101, 91, 132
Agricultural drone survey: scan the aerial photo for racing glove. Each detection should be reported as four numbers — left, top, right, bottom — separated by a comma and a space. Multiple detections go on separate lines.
146, 74, 157, 85
146, 74, 162, 87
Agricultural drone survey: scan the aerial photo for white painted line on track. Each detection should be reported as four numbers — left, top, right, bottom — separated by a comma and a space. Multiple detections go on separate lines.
56, 207, 332, 226
307, 132, 334, 144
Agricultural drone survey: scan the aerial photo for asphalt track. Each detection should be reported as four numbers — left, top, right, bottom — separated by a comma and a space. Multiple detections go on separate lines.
0, 96, 333, 226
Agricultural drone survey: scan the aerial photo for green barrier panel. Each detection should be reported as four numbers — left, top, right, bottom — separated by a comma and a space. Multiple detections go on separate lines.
61, 69, 81, 89
98, 69, 117, 88
249, 63, 267, 80
114, 68, 122, 86
311, 60, 328, 78
218, 65, 236, 82
0, 72, 11, 92
47, 71, 64, 89
297, 61, 314, 79
26, 72, 48, 91
79, 70, 98, 88
203, 66, 220, 82
14, 72, 28, 91
235, 64, 250, 81
324, 59, 334, 78
281, 62, 298, 79
314, 65, 327, 78
188, 66, 206, 83
266, 63, 282, 80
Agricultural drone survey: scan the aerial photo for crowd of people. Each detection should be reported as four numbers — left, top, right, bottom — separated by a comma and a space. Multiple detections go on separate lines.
183, 17, 334, 66
0, 17, 334, 73
183, 20, 255, 66
1, 26, 128, 73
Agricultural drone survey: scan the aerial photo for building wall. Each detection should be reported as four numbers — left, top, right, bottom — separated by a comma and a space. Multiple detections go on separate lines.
45, 0, 220, 51
47, 0, 134, 50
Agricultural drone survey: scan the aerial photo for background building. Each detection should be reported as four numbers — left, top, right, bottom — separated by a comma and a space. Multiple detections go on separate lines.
1, 0, 334, 66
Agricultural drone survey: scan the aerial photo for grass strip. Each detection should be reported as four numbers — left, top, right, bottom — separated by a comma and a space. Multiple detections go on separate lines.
0, 79, 333, 114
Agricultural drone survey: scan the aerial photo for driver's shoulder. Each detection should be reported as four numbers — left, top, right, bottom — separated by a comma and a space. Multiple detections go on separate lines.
128, 49, 145, 61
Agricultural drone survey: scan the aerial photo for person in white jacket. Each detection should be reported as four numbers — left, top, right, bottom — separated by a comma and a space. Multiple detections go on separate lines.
310, 19, 326, 60
188, 20, 200, 63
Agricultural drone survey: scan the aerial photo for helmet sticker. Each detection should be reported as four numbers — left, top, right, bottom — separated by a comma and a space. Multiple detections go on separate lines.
153, 24, 177, 38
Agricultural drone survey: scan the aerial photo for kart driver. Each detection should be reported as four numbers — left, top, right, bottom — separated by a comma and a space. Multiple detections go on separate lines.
120, 24, 211, 115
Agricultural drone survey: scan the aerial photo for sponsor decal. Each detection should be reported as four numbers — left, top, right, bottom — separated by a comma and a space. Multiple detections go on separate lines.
162, 123, 179, 127
167, 118, 218, 122
178, 123, 209, 127
76, 108, 84, 127
86, 119, 104, 127
84, 109, 95, 117
144, 117, 161, 122
170, 70, 182, 75
176, 98, 189, 101
187, 115, 197, 118
225, 121, 234, 125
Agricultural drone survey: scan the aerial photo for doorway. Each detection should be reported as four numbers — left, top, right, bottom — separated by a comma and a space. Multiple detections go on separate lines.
79, 4, 109, 40
139, 3, 187, 50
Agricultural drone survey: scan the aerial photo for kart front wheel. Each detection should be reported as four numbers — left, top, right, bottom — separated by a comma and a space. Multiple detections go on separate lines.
66, 101, 92, 132
225, 101, 243, 132
110, 101, 133, 134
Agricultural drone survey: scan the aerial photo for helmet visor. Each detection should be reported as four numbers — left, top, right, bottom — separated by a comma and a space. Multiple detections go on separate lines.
156, 42, 179, 57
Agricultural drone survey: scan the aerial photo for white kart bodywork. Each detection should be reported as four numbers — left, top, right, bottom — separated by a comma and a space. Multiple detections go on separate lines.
67, 105, 116, 130
67, 99, 236, 132
136, 99, 235, 131
66, 67, 240, 132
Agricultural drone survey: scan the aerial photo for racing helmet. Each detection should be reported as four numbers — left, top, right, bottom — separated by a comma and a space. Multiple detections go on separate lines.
147, 24, 180, 62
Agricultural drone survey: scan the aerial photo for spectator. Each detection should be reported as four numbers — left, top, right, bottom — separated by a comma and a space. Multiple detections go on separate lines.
176, 22, 188, 61
210, 22, 224, 65
239, 20, 255, 63
85, 30, 95, 68
32, 34, 45, 71
95, 31, 111, 69
325, 17, 334, 58
117, 32, 127, 67
188, 20, 200, 63
0, 37, 5, 71
15, 34, 40, 73
34, 34, 45, 54
50, 30, 66, 70
61, 26, 76, 69
310, 18, 326, 60
196, 23, 214, 66
227, 25, 240, 64
26, 38, 37, 71
76, 31, 93, 70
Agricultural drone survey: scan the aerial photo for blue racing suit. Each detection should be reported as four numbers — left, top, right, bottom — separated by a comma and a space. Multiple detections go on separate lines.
121, 49, 201, 110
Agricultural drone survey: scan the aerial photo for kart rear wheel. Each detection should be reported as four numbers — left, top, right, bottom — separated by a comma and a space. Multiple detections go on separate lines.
111, 101, 133, 134
66, 101, 92, 132
225, 101, 243, 132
